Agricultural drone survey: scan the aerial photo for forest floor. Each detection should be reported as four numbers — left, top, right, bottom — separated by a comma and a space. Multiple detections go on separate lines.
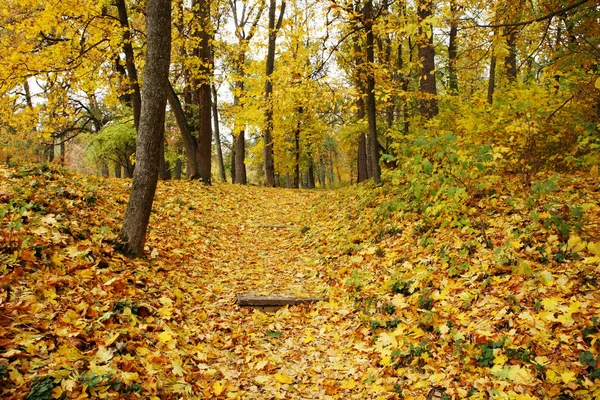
1, 164, 600, 399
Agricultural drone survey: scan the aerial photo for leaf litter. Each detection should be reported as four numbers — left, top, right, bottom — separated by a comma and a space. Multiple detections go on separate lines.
1, 164, 599, 399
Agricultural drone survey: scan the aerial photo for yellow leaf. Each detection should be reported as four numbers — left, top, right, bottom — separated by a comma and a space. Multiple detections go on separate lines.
561, 370, 576, 384
254, 360, 268, 370
158, 331, 173, 344
302, 333, 315, 344
541, 296, 560, 312
595, 77, 600, 90
274, 372, 293, 384
340, 379, 357, 389
95, 346, 114, 364
255, 375, 270, 384
588, 242, 600, 256
171, 359, 185, 376
213, 380, 226, 395
493, 354, 508, 366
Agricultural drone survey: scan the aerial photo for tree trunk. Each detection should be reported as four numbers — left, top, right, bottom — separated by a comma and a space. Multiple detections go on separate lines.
488, 54, 497, 104
174, 158, 182, 180
448, 0, 459, 93
115, 0, 142, 130
166, 80, 198, 177
114, 164, 122, 178
364, 0, 381, 184
354, 39, 369, 183
159, 134, 171, 180
263, 0, 286, 187
504, 27, 518, 81
193, 0, 213, 184
229, 0, 264, 184
307, 156, 315, 188
212, 85, 226, 182
417, 0, 438, 119
119, 0, 171, 256
293, 107, 302, 188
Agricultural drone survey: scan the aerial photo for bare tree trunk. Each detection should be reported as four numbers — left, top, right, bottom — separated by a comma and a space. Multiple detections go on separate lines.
505, 27, 518, 81
193, 0, 213, 184
354, 39, 369, 183
212, 85, 226, 182
417, 0, 438, 119
488, 54, 497, 104
115, 0, 142, 130
166, 81, 198, 177
119, 0, 171, 256
159, 131, 171, 180
293, 107, 302, 188
263, 0, 286, 187
364, 0, 381, 184
230, 0, 264, 184
448, 0, 459, 93
114, 164, 122, 178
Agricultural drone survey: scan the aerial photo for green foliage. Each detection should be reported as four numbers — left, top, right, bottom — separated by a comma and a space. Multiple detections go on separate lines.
266, 330, 282, 339
87, 121, 136, 172
27, 376, 56, 400
476, 338, 506, 367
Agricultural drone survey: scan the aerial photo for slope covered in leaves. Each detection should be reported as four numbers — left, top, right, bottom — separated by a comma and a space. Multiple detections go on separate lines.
303, 165, 600, 398
1, 163, 600, 399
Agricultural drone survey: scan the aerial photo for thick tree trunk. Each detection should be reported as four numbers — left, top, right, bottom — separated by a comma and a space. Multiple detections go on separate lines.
114, 164, 122, 178
364, 0, 381, 184
212, 85, 226, 182
115, 0, 142, 130
193, 0, 213, 184
174, 158, 182, 180
119, 0, 171, 256
354, 39, 369, 184
417, 0, 438, 119
505, 28, 518, 81
263, 0, 285, 187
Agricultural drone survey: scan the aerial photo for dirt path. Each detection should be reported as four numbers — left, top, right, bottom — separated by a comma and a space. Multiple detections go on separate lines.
146, 183, 383, 399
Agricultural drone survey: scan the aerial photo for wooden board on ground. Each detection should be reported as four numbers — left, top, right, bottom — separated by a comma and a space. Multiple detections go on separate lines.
236, 294, 328, 310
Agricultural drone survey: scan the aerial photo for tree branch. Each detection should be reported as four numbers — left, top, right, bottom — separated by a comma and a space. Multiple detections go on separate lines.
468, 0, 591, 29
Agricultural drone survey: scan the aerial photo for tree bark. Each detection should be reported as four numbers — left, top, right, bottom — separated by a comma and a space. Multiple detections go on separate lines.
353, 39, 369, 184
263, 0, 285, 187
115, 0, 142, 130
212, 85, 226, 182
448, 0, 459, 93
417, 0, 438, 119
119, 0, 171, 256
293, 107, 302, 188
504, 27, 518, 81
166, 80, 198, 177
488, 54, 497, 104
193, 0, 213, 184
364, 0, 381, 184
230, 0, 265, 184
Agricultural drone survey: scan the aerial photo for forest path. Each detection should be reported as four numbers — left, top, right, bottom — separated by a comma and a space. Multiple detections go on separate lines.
144, 182, 379, 399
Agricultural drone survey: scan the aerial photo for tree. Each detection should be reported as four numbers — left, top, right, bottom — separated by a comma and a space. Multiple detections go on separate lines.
263, 0, 286, 187
230, 0, 265, 184
417, 0, 438, 119
119, 0, 171, 256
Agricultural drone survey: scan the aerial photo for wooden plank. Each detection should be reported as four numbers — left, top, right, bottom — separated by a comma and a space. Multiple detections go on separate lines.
236, 294, 328, 307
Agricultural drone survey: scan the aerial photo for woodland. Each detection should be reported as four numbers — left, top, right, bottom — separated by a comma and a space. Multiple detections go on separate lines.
1, 0, 600, 398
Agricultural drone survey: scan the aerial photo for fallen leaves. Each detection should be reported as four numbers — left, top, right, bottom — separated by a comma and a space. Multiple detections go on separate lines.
1, 164, 600, 398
